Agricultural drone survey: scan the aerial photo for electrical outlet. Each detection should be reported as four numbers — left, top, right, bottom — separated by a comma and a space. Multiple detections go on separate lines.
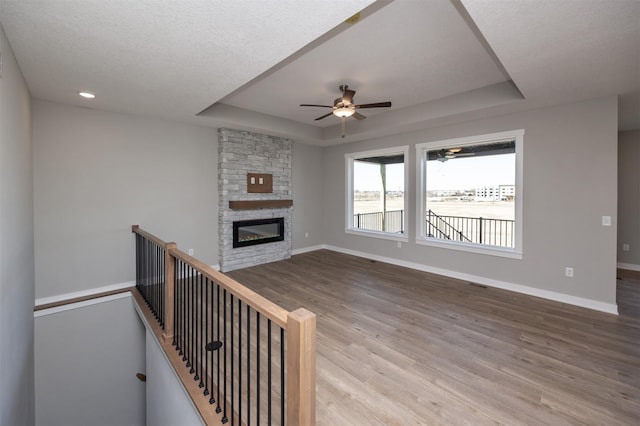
565, 267, 574, 278
304, 232, 309, 238
623, 244, 630, 252
188, 248, 194, 256
397, 241, 402, 248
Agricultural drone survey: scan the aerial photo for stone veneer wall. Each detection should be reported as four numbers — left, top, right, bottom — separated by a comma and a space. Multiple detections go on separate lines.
218, 128, 292, 272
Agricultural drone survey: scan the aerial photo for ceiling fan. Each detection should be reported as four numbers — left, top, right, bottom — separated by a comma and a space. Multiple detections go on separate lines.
436, 147, 475, 162
300, 84, 392, 137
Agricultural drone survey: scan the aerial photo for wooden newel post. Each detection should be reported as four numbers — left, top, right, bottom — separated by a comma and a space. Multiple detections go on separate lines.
286, 308, 316, 426
163, 242, 177, 343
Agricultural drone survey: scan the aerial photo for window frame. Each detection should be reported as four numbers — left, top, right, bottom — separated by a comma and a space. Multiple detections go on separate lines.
415, 130, 524, 259
345, 146, 409, 242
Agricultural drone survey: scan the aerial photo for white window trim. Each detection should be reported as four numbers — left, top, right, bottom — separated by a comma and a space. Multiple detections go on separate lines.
345, 146, 410, 242
415, 129, 524, 259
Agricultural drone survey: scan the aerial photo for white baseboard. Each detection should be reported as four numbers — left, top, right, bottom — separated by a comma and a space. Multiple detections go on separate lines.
617, 262, 640, 272
291, 245, 326, 256
322, 245, 618, 315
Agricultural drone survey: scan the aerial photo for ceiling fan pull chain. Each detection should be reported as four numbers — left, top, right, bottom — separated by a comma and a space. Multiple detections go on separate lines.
341, 117, 346, 138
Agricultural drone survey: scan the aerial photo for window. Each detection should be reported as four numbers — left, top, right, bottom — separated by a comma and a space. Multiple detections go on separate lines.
346, 147, 408, 241
416, 130, 523, 258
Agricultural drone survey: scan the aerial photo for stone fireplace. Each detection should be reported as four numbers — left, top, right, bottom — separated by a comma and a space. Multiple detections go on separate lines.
218, 128, 292, 272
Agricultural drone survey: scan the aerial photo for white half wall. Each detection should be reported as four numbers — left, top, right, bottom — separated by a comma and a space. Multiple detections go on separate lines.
143, 326, 203, 426
35, 296, 146, 426
0, 23, 35, 426
32, 100, 218, 298
322, 96, 619, 308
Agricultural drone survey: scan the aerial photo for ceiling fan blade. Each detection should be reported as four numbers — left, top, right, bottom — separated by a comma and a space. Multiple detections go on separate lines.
355, 101, 392, 109
342, 89, 356, 104
300, 104, 332, 108
314, 112, 334, 121
353, 112, 366, 120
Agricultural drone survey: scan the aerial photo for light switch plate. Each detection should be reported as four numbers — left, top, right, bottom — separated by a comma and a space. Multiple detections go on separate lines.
602, 216, 611, 226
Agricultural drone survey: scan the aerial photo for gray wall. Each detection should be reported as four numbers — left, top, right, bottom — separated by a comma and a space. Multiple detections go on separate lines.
0, 23, 35, 426
32, 101, 218, 298
618, 130, 640, 268
292, 142, 325, 250
35, 297, 146, 425
322, 97, 619, 306
145, 328, 203, 426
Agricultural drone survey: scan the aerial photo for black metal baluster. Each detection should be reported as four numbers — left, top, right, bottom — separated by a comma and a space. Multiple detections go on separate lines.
230, 294, 235, 426
198, 274, 207, 388
238, 299, 242, 425
247, 304, 251, 425
140, 237, 144, 298
189, 266, 194, 373
150, 241, 154, 310
280, 327, 285, 426
198, 273, 203, 382
173, 259, 178, 347
182, 261, 187, 360
147, 239, 152, 308
208, 277, 215, 404
156, 245, 160, 321
257, 312, 261, 424
161, 246, 165, 327
153, 244, 157, 319
184, 262, 188, 360
209, 281, 220, 404
203, 277, 209, 395
142, 238, 147, 303
184, 261, 188, 357
222, 289, 228, 424
268, 319, 272, 426
148, 240, 153, 310
194, 271, 200, 382
175, 260, 181, 351
135, 235, 139, 289
216, 284, 221, 411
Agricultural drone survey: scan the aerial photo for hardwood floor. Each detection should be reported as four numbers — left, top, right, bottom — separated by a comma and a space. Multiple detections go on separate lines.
228, 250, 640, 425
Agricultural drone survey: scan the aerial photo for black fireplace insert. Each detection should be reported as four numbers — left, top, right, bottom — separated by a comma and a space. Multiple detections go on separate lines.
233, 217, 285, 248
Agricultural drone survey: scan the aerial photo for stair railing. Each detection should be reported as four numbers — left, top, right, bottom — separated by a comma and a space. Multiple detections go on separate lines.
132, 225, 316, 425
426, 210, 471, 242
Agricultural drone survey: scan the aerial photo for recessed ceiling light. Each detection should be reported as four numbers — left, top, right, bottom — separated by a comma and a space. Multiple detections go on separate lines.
78, 91, 96, 99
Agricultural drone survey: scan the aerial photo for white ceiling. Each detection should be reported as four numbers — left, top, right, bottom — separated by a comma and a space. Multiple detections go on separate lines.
1, 0, 638, 146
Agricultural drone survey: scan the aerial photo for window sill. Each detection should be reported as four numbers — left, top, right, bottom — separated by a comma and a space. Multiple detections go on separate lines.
415, 237, 523, 259
346, 228, 409, 243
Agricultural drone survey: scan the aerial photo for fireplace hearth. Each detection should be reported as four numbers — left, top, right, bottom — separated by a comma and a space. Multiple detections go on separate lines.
233, 218, 285, 248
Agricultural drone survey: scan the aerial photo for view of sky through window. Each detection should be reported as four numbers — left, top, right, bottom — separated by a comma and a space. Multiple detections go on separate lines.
354, 161, 404, 192
426, 154, 515, 190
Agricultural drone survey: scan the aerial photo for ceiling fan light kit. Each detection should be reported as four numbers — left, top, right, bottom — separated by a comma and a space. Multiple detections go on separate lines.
299, 84, 391, 137
333, 105, 355, 118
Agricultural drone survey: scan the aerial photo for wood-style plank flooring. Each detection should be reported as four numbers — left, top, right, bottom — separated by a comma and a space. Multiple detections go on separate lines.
228, 250, 640, 425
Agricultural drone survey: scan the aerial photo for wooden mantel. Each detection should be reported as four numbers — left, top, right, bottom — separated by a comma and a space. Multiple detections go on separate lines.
229, 199, 293, 210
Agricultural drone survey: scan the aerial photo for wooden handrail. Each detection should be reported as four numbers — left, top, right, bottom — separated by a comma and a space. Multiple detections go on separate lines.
170, 247, 289, 329
131, 224, 170, 248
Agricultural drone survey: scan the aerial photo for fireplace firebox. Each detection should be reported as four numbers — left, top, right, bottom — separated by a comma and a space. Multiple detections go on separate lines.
233, 217, 285, 248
